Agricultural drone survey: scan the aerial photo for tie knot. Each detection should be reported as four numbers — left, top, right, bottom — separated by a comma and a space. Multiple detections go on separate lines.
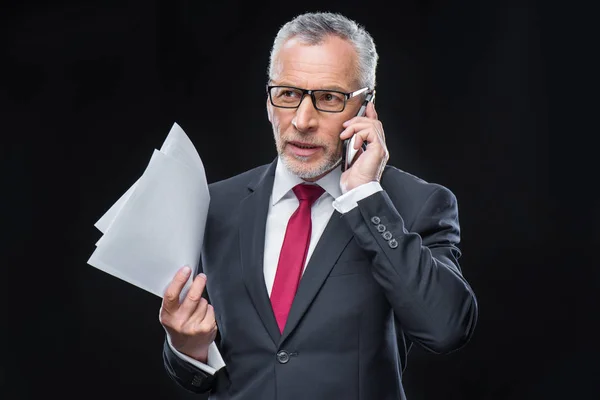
292, 184, 325, 205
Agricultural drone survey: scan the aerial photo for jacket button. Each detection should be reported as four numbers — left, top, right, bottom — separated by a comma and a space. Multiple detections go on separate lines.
277, 350, 290, 364
376, 224, 386, 233
382, 231, 392, 240
388, 239, 398, 249
371, 216, 381, 225
191, 374, 204, 387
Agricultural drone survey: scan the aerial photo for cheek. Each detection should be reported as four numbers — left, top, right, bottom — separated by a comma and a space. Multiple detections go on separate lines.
324, 120, 345, 144
272, 111, 292, 132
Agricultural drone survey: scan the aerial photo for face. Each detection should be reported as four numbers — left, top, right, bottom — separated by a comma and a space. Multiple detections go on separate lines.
267, 35, 364, 181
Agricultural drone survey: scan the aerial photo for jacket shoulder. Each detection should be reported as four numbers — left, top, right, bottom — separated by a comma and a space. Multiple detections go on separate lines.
381, 165, 457, 228
382, 165, 455, 197
206, 163, 271, 210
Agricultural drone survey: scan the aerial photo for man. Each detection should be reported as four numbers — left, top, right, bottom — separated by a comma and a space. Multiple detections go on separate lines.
159, 11, 478, 400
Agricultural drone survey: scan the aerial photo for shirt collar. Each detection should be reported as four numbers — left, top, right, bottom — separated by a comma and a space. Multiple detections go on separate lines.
272, 156, 342, 205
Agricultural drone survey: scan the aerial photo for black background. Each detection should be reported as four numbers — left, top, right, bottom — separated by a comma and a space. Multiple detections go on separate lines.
3, 0, 598, 399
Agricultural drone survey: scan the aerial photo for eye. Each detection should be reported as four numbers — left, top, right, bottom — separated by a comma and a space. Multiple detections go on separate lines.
275, 88, 301, 98
317, 91, 344, 103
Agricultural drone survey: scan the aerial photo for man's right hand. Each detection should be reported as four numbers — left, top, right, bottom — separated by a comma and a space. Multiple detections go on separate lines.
160, 266, 218, 363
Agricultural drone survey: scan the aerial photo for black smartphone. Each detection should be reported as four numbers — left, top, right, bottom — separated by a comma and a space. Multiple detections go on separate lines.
341, 90, 376, 172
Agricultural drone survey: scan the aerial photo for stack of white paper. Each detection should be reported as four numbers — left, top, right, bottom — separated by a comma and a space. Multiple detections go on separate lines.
88, 122, 210, 299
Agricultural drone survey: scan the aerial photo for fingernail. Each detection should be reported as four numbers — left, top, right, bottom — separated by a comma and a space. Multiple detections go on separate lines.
199, 273, 207, 279
182, 266, 191, 275
342, 121, 349, 127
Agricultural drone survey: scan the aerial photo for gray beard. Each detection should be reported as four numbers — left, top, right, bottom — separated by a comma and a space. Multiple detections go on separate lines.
279, 152, 342, 179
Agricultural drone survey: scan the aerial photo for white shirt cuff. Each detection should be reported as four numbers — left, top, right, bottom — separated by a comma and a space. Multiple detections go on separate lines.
332, 181, 383, 213
166, 333, 226, 375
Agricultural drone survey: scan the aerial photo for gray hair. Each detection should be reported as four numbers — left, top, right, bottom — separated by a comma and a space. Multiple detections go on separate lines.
268, 12, 378, 89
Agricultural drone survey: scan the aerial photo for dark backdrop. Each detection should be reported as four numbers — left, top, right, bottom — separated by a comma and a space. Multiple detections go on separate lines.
3, 0, 598, 399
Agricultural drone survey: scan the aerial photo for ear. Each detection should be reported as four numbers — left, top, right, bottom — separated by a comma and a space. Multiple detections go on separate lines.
266, 97, 273, 122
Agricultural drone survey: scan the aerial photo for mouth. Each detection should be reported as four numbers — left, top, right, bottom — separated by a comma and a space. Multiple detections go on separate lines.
287, 141, 322, 157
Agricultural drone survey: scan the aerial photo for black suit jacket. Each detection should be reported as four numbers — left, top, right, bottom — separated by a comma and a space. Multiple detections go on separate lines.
163, 159, 478, 400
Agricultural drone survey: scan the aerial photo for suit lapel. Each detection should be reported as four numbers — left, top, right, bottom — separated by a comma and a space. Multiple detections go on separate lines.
239, 160, 281, 345
279, 209, 354, 345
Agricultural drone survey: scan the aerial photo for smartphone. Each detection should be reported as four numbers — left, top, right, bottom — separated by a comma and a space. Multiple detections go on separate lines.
341, 90, 376, 172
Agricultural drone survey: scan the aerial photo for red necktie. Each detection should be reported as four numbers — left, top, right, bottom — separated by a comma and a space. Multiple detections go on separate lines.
270, 183, 325, 333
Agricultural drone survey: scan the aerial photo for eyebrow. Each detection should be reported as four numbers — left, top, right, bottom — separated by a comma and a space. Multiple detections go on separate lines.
274, 82, 351, 93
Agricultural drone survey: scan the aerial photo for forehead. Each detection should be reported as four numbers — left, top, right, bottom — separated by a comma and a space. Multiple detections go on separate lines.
272, 35, 359, 91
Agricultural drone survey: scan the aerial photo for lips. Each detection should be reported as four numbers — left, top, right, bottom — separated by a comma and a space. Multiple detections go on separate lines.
287, 141, 321, 157
290, 141, 318, 149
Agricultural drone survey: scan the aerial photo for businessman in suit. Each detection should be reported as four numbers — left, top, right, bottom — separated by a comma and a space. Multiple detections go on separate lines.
159, 11, 478, 400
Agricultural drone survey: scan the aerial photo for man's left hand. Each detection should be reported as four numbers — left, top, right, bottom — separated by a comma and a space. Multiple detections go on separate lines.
339, 101, 389, 193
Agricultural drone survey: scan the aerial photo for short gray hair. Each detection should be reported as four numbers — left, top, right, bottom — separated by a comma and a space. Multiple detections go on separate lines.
268, 12, 378, 90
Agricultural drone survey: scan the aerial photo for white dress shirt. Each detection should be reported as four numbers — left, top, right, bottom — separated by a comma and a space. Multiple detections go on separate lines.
167, 158, 383, 374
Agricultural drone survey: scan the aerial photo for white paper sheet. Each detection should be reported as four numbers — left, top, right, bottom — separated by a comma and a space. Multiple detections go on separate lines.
94, 122, 204, 236
94, 180, 138, 246
88, 123, 209, 298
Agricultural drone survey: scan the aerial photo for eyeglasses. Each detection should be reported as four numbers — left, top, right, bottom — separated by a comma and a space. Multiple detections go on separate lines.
267, 85, 370, 113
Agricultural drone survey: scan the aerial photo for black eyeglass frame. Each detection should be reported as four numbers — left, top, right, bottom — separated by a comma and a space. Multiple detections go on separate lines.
266, 85, 371, 113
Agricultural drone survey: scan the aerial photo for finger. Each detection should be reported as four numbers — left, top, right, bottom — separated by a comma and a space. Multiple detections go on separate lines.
191, 296, 212, 324
365, 101, 378, 120
201, 304, 216, 327
179, 273, 208, 317
344, 130, 367, 150
350, 146, 365, 164
339, 120, 372, 140
186, 304, 217, 338
341, 116, 363, 131
339, 124, 355, 140
342, 124, 382, 148
162, 266, 192, 313
349, 116, 385, 144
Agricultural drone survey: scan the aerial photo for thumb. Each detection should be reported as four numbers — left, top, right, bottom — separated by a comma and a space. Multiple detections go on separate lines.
365, 100, 378, 120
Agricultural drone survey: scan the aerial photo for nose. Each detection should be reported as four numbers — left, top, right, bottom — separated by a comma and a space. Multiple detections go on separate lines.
292, 94, 318, 133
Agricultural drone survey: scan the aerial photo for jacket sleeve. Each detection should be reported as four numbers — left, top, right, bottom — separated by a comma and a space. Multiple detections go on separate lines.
342, 186, 478, 354
162, 338, 218, 396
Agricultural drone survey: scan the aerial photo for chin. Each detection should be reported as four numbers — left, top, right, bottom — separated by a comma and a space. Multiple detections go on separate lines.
281, 153, 339, 180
